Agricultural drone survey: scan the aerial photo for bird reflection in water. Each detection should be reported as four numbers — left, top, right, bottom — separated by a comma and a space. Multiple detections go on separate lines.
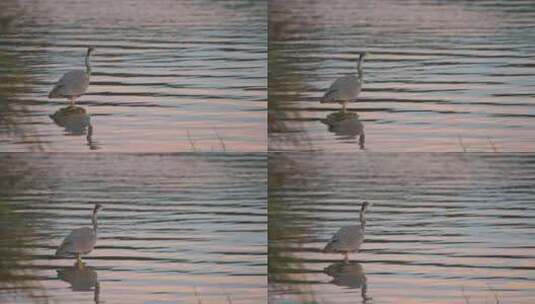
324, 262, 371, 303
57, 264, 101, 304
321, 110, 365, 149
50, 105, 100, 150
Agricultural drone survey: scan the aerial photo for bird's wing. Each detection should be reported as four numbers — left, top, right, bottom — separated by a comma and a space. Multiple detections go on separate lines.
56, 227, 96, 256
324, 225, 363, 252
321, 76, 360, 103
321, 78, 344, 102
56, 237, 73, 256
50, 70, 90, 97
334, 225, 362, 240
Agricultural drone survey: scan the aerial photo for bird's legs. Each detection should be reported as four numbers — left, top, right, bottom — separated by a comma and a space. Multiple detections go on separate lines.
343, 252, 349, 264
69, 97, 75, 107
75, 254, 85, 269
359, 133, 365, 150
342, 101, 347, 112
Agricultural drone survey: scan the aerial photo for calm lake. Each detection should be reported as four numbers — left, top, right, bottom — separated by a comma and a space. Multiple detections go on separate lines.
0, 153, 267, 303
269, 153, 535, 303
269, 0, 535, 152
0, 0, 266, 152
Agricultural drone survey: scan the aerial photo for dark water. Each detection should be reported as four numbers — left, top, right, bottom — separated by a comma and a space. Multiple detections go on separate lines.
0, 153, 266, 303
0, 0, 266, 152
269, 0, 535, 152
269, 153, 535, 303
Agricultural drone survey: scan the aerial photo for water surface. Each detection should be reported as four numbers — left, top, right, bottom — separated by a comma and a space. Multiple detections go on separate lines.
269, 153, 535, 303
269, 0, 535, 152
0, 0, 266, 152
0, 153, 267, 303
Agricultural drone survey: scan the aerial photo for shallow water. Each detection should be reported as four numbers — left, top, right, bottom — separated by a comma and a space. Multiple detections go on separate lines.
0, 0, 266, 152
269, 153, 535, 303
0, 153, 266, 303
268, 0, 535, 152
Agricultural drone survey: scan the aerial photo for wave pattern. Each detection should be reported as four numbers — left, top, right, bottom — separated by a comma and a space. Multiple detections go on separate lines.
1, 153, 267, 303
0, 0, 267, 152
269, 153, 535, 303
268, 0, 535, 152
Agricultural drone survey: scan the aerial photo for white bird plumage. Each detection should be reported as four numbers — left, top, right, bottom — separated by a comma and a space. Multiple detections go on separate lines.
321, 52, 368, 111
49, 47, 95, 106
324, 201, 369, 263
56, 203, 102, 267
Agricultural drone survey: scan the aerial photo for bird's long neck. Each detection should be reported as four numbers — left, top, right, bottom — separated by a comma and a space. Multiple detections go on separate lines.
92, 210, 99, 232
85, 51, 92, 75
357, 57, 364, 80
359, 207, 367, 230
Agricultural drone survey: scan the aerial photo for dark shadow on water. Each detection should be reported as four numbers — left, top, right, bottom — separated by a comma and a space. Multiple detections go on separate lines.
324, 262, 371, 303
0, 154, 50, 303
321, 110, 365, 150
269, 154, 325, 302
50, 106, 90, 135
0, 1, 47, 151
50, 106, 100, 150
57, 264, 100, 303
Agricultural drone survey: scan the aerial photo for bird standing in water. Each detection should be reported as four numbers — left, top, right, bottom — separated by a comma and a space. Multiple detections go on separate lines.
49, 47, 95, 106
324, 201, 370, 263
56, 203, 102, 268
321, 52, 368, 111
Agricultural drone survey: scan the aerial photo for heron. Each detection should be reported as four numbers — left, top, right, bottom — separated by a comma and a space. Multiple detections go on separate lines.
49, 47, 95, 106
321, 52, 368, 111
323, 201, 369, 263
56, 203, 102, 268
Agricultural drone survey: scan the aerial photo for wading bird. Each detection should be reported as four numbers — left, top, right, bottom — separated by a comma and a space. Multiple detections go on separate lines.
49, 47, 95, 106
321, 52, 368, 111
323, 201, 369, 263
56, 203, 102, 267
